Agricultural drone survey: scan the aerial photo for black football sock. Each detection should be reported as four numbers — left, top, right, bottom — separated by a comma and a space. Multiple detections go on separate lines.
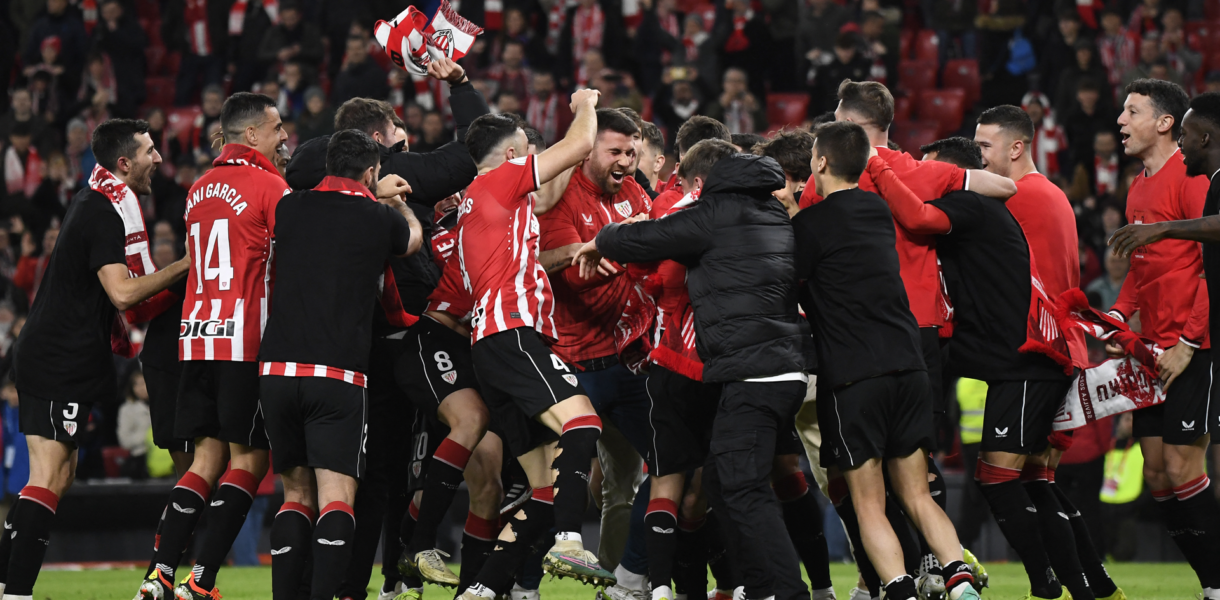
1023, 476, 1092, 600
409, 438, 472, 555
398, 497, 423, 589
775, 471, 831, 590
271, 502, 315, 600
673, 514, 708, 596
704, 509, 737, 593
0, 499, 23, 584
193, 469, 260, 590
941, 560, 976, 596
1174, 475, 1220, 588
460, 512, 500, 591
310, 502, 356, 600
151, 471, 211, 582
644, 498, 679, 591
883, 574, 918, 600
1050, 480, 1118, 597
4, 487, 59, 596
143, 501, 166, 580
552, 416, 601, 539
975, 462, 1060, 599
464, 488, 555, 598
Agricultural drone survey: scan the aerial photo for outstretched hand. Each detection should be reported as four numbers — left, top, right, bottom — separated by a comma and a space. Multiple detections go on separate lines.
1108, 223, 1165, 258
427, 57, 467, 84
571, 239, 618, 280
376, 174, 413, 201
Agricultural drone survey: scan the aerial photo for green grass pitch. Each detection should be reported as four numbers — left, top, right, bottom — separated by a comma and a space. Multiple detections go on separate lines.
32, 562, 1201, 599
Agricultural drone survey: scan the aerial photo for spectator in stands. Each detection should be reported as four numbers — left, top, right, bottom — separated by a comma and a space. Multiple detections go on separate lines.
22, 0, 88, 92
720, 0, 770, 99
2, 122, 42, 218
12, 225, 56, 302
526, 71, 571, 147
493, 91, 523, 117
1, 377, 29, 501
258, 1, 323, 72
412, 111, 450, 153
230, 0, 275, 92
162, 0, 231, 106
1122, 35, 1180, 89
296, 87, 334, 143
809, 33, 871, 117
71, 53, 117, 133
1063, 78, 1118, 175
592, 69, 643, 113
931, 0, 977, 64
189, 84, 224, 155
1041, 10, 1084, 104
858, 10, 895, 84
144, 108, 183, 175
557, 0, 626, 89
278, 61, 313, 120
703, 67, 766, 134
92, 0, 146, 117
21, 37, 70, 110
485, 40, 532, 106
1097, 10, 1138, 96
63, 118, 94, 187
332, 35, 389, 105
1159, 9, 1201, 80
318, 3, 374, 80
117, 369, 152, 479
1055, 39, 1111, 119
25, 152, 70, 237
1022, 92, 1068, 181
654, 72, 703, 143
797, 0, 850, 83
1086, 247, 1128, 311
0, 90, 47, 158
759, 0, 798, 92
1068, 130, 1124, 204
151, 157, 194, 243
1126, 0, 1162, 36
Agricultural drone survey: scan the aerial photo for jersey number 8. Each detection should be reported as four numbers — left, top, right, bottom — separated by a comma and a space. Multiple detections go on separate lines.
190, 219, 235, 291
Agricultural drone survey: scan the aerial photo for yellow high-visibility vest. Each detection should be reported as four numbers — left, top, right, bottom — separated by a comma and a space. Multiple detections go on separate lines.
1101, 442, 1143, 505
957, 378, 987, 445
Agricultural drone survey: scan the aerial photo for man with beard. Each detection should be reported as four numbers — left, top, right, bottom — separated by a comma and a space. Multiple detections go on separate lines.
1106, 89, 1220, 595
2, 119, 189, 598
135, 92, 292, 600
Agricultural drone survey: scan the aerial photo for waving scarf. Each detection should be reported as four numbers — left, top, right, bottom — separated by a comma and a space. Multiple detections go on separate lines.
375, 0, 484, 76
5, 146, 42, 198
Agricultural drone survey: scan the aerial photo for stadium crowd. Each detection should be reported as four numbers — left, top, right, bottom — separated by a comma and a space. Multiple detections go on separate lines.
1, 1, 1220, 600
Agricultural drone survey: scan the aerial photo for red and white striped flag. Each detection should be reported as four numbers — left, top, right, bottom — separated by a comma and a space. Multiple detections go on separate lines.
423, 0, 484, 61
375, 0, 484, 76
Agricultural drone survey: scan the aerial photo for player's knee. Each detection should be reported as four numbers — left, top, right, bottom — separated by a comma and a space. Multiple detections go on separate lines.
1163, 454, 1203, 487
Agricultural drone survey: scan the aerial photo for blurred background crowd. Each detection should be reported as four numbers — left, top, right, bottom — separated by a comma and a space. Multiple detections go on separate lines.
0, 0, 1216, 565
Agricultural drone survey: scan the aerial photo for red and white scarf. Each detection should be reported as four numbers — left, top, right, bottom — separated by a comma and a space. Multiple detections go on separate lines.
186, 0, 213, 56
81, 0, 97, 33
527, 92, 559, 145
375, 0, 484, 76
5, 146, 42, 198
724, 10, 751, 53
572, 3, 604, 85
547, 0, 577, 56
87, 164, 176, 356
228, 0, 279, 36
1094, 153, 1120, 196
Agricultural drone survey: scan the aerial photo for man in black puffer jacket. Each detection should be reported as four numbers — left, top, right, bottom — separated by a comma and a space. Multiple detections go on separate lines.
573, 140, 813, 600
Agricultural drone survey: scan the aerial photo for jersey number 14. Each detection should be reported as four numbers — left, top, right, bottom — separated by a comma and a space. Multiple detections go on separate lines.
190, 219, 235, 291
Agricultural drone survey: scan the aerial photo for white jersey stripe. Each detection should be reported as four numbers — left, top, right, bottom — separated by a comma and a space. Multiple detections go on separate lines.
493, 289, 508, 332
204, 299, 222, 360
231, 298, 245, 361
184, 301, 203, 360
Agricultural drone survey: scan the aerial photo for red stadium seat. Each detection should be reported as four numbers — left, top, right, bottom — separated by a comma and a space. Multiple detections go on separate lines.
146, 77, 175, 109
897, 60, 937, 96
900, 29, 913, 58
164, 51, 181, 75
1208, 2, 1220, 21
640, 96, 653, 122
144, 45, 166, 75
913, 29, 940, 63
767, 93, 810, 128
916, 88, 966, 136
167, 106, 202, 144
102, 446, 131, 478
942, 59, 980, 109
893, 95, 912, 122
890, 121, 940, 154
135, 0, 159, 19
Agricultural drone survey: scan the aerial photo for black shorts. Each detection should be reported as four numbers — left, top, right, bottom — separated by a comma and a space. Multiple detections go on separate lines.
19, 394, 90, 445
644, 365, 721, 476
1133, 349, 1216, 444
776, 418, 803, 457
406, 407, 444, 493
472, 328, 582, 457
175, 360, 267, 448
818, 370, 933, 470
261, 375, 368, 478
981, 377, 1071, 454
143, 363, 194, 453
396, 317, 481, 415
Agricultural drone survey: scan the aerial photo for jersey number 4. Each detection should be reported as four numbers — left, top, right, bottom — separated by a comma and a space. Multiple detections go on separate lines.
190, 219, 235, 291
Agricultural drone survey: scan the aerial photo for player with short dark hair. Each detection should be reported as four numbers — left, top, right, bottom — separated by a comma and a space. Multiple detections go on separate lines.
453, 89, 617, 600
974, 105, 1093, 600
730, 132, 766, 151
795, 121, 981, 600
638, 122, 666, 191
260, 128, 423, 600
919, 137, 984, 169
4, 118, 189, 599
1101, 82, 1219, 593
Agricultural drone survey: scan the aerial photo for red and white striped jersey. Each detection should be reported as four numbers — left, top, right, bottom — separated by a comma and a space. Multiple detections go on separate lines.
179, 145, 289, 362
426, 208, 474, 318
456, 155, 555, 343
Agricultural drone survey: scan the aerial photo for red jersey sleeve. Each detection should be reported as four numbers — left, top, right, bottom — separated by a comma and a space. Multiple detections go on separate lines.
798, 174, 823, 209
538, 196, 582, 250
491, 155, 541, 209
924, 158, 968, 196
1109, 273, 1139, 322
866, 157, 951, 234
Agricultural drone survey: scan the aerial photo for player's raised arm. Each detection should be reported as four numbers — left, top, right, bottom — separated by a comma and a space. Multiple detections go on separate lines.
533, 89, 600, 213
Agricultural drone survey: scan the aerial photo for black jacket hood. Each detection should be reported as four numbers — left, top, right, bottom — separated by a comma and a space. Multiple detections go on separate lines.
284, 135, 329, 192
702, 154, 786, 197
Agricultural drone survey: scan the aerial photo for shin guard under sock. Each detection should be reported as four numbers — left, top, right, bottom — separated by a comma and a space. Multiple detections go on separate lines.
4, 486, 59, 596
466, 488, 556, 598
152, 471, 211, 582
310, 502, 356, 600
553, 416, 601, 538
828, 477, 880, 596
194, 469, 260, 590
1174, 475, 1220, 588
673, 514, 707, 596
975, 462, 1060, 599
271, 502, 315, 600
460, 512, 500, 591
410, 438, 472, 554
1022, 474, 1093, 600
644, 499, 679, 590
775, 471, 831, 590
1050, 481, 1117, 597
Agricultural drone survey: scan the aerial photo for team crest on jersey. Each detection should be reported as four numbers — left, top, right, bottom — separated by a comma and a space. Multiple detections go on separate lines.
441, 371, 457, 384
563, 374, 579, 387
614, 200, 632, 218
431, 29, 455, 58
63, 421, 77, 436
412, 461, 422, 478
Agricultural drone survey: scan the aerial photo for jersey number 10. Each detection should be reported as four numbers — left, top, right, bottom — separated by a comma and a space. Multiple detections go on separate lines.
190, 219, 235, 292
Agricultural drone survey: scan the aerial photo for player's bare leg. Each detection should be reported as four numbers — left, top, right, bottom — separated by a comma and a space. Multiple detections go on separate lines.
841, 458, 917, 600
0, 435, 76, 598
887, 451, 979, 600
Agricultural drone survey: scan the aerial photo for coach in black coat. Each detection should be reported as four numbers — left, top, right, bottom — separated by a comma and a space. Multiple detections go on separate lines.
577, 142, 812, 600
